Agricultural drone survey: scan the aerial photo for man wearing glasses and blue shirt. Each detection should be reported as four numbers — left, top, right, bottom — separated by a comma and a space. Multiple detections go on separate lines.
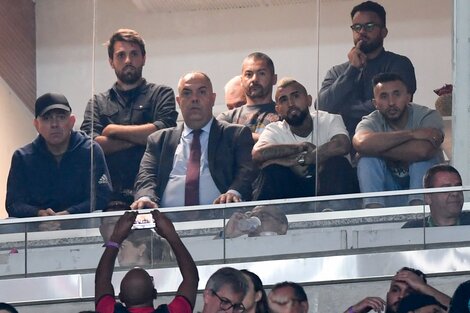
201, 267, 248, 313
316, 1, 416, 138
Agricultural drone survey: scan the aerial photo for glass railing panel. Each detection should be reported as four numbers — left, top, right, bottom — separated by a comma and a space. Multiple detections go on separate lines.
0, 185, 469, 278
0, 221, 26, 278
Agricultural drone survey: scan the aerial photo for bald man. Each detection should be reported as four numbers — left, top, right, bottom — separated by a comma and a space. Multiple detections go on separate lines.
224, 75, 246, 110
132, 72, 256, 209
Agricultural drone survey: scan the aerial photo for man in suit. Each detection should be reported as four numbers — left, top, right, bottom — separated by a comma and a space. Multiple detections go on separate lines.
132, 72, 255, 210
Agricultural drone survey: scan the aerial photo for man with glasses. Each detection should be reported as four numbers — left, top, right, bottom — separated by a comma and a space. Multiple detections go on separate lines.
268, 281, 309, 313
201, 267, 248, 313
316, 1, 416, 138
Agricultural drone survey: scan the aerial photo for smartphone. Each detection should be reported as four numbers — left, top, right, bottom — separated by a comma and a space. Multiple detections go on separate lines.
132, 213, 155, 230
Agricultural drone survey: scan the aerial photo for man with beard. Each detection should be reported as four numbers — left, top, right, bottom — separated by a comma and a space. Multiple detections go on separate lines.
217, 52, 279, 142
316, 1, 416, 137
81, 29, 177, 207
402, 164, 470, 228
353, 73, 444, 208
251, 78, 356, 201
343, 267, 450, 313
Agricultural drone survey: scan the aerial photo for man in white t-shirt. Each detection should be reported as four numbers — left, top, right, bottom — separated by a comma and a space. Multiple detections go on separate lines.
252, 78, 358, 201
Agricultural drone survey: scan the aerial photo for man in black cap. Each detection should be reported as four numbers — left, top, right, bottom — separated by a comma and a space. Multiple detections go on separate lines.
6, 93, 112, 218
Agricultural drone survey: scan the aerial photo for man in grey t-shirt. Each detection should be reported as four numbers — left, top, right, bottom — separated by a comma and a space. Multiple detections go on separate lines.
353, 73, 444, 208
217, 52, 279, 142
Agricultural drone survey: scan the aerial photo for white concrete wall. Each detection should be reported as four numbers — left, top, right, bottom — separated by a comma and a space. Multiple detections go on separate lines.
0, 77, 37, 218
36, 0, 452, 126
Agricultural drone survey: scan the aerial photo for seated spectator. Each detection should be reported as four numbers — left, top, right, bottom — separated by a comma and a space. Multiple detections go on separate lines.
268, 281, 308, 313
6, 93, 112, 219
448, 280, 470, 313
225, 75, 246, 110
240, 269, 270, 313
0, 303, 18, 313
353, 73, 444, 208
344, 267, 450, 313
201, 267, 248, 313
222, 205, 288, 238
217, 52, 280, 142
95, 210, 198, 313
252, 78, 357, 201
397, 293, 447, 313
402, 164, 469, 228
132, 72, 255, 210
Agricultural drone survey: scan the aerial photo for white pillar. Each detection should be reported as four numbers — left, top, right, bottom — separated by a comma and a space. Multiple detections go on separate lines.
452, 0, 470, 184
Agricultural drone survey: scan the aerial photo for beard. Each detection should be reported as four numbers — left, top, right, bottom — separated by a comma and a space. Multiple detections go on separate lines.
116, 65, 143, 85
285, 107, 309, 126
245, 83, 269, 99
383, 106, 406, 122
358, 36, 384, 54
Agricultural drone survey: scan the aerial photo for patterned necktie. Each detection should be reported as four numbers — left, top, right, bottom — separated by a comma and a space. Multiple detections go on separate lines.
185, 129, 201, 206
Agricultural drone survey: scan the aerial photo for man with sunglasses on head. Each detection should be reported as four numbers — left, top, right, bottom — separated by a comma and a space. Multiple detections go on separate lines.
201, 267, 248, 313
316, 1, 416, 138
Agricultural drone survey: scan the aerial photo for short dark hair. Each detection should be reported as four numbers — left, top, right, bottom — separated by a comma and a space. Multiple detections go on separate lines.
107, 29, 146, 59
399, 267, 427, 284
206, 267, 248, 297
244, 52, 275, 75
271, 281, 308, 303
0, 303, 19, 313
372, 72, 408, 91
424, 164, 462, 188
448, 280, 470, 313
351, 1, 386, 27
241, 270, 270, 313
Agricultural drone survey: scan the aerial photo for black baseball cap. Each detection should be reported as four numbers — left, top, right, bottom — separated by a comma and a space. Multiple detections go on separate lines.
35, 93, 72, 118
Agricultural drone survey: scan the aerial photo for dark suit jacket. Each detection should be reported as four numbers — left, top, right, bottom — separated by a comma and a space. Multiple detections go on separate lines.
134, 119, 256, 204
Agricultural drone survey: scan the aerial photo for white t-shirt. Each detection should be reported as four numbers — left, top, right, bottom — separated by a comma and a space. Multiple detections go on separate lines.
255, 110, 349, 149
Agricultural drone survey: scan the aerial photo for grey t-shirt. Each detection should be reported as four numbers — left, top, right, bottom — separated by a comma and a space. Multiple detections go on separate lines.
355, 103, 444, 181
216, 102, 279, 134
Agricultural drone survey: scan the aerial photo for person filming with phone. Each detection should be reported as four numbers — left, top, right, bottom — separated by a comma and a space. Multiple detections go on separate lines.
95, 210, 199, 313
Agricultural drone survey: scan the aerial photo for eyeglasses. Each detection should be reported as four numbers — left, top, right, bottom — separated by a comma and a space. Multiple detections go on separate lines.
350, 22, 381, 32
211, 289, 246, 313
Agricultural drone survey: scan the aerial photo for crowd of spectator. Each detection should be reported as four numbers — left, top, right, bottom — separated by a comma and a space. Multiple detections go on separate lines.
5, 0, 453, 220
2, 1, 468, 311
